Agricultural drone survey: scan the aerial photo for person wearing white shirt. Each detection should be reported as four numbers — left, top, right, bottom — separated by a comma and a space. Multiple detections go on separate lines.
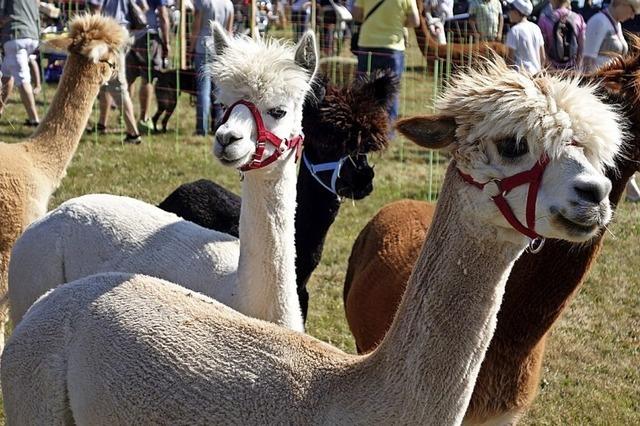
505, 0, 546, 74
582, 0, 639, 72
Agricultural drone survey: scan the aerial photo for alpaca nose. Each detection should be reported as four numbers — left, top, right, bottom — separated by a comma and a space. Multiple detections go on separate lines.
216, 130, 243, 147
573, 178, 612, 204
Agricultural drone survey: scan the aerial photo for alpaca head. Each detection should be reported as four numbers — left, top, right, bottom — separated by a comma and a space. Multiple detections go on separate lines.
44, 14, 129, 84
301, 72, 398, 199
208, 23, 318, 174
398, 59, 624, 245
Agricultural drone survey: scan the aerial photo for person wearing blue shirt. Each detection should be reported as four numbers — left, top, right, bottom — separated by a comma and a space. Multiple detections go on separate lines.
189, 0, 234, 136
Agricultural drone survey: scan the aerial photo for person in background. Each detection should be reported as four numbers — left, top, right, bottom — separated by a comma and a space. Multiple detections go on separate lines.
0, 0, 41, 126
318, 0, 338, 55
538, 0, 585, 70
291, 0, 311, 42
424, 0, 452, 44
353, 0, 419, 122
127, 0, 173, 132
469, 0, 503, 42
582, 0, 638, 71
583, 0, 640, 201
87, 0, 143, 144
189, 0, 234, 136
505, 0, 545, 74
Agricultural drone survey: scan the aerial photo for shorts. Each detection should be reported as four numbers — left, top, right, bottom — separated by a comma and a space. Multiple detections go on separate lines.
126, 33, 164, 83
1, 38, 39, 85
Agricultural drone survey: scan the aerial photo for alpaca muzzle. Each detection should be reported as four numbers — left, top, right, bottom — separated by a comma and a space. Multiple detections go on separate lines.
219, 100, 303, 172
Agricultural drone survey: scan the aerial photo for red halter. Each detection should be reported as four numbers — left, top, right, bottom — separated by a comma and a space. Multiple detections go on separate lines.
219, 100, 304, 172
458, 154, 550, 253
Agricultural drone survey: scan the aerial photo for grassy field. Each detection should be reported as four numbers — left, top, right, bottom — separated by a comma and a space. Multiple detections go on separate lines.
0, 54, 638, 423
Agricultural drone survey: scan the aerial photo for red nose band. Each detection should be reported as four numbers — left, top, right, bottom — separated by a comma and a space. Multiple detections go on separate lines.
218, 100, 304, 172
458, 154, 550, 253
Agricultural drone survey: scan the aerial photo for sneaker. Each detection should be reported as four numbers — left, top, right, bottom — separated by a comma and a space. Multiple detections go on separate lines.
86, 123, 107, 134
138, 118, 153, 132
24, 119, 40, 127
123, 133, 142, 145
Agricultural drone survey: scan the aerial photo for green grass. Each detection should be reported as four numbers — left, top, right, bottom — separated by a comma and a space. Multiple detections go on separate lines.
0, 59, 638, 423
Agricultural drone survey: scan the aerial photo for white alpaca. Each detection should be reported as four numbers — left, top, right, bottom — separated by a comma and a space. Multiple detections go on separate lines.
8, 25, 318, 332
2, 60, 623, 425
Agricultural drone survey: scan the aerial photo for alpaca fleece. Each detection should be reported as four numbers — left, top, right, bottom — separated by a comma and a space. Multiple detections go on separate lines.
2, 170, 526, 425
158, 179, 241, 237
158, 73, 397, 321
2, 59, 622, 425
0, 14, 128, 351
345, 51, 640, 425
9, 27, 317, 332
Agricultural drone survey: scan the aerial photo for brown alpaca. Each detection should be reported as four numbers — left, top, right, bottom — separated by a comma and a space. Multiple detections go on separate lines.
0, 15, 128, 349
413, 2, 508, 63
343, 54, 640, 424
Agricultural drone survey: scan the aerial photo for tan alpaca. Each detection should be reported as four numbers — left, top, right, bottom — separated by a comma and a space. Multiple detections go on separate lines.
0, 15, 128, 348
2, 59, 622, 425
344, 56, 640, 425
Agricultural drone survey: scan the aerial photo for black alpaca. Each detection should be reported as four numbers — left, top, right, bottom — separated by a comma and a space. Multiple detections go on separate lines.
151, 68, 198, 133
158, 72, 398, 321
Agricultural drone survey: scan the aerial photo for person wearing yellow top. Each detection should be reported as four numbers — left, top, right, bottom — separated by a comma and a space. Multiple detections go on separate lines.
353, 0, 419, 121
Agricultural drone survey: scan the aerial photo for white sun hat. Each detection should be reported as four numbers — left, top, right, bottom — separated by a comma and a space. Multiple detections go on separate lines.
506, 0, 533, 16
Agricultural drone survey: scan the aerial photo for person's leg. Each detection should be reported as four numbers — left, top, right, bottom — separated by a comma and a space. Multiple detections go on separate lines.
4, 39, 39, 123
0, 76, 13, 116
139, 81, 153, 122
116, 51, 140, 137
211, 80, 223, 133
139, 37, 163, 124
98, 89, 111, 128
358, 48, 402, 123
195, 53, 211, 135
626, 174, 640, 201
291, 10, 302, 42
389, 50, 405, 122
126, 37, 144, 122
29, 55, 41, 95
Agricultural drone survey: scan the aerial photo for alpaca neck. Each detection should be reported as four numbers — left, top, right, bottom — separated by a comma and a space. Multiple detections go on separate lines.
235, 153, 303, 331
294, 158, 341, 298
27, 53, 104, 185
345, 164, 526, 424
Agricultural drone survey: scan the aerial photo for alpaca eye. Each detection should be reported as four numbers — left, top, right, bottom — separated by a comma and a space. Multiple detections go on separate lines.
497, 138, 529, 159
268, 108, 287, 120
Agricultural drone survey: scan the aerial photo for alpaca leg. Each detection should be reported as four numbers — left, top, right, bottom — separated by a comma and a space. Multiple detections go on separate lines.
152, 108, 163, 132
162, 105, 176, 133
297, 284, 309, 323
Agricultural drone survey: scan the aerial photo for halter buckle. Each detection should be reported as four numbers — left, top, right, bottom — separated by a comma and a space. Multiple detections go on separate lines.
528, 237, 546, 253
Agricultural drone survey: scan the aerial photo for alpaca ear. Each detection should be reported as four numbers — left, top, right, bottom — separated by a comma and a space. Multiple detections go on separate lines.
396, 115, 457, 149
43, 36, 72, 53
361, 71, 399, 108
210, 21, 230, 56
295, 30, 318, 81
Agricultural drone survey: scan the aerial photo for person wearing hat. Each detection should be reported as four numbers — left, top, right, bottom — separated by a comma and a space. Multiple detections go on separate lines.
583, 0, 640, 202
505, 0, 546, 74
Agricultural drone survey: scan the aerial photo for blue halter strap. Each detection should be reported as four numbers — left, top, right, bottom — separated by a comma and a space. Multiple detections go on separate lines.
302, 152, 347, 198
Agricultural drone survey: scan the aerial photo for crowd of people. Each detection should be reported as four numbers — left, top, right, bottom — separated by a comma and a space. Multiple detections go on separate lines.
1, 0, 639, 199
